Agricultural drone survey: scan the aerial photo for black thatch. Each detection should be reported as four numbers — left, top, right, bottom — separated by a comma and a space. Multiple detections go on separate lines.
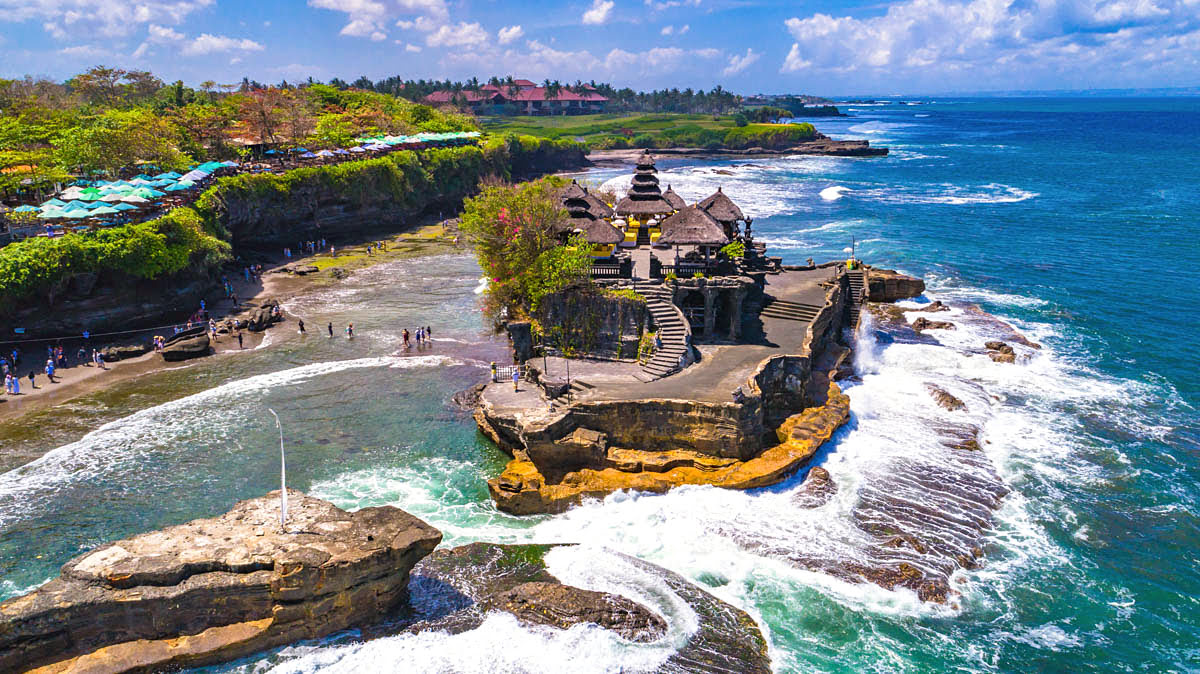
697, 186, 745, 224
635, 150, 657, 170
662, 185, 687, 210
657, 205, 730, 246
578, 218, 624, 245
561, 180, 588, 201
616, 194, 673, 216
581, 188, 614, 218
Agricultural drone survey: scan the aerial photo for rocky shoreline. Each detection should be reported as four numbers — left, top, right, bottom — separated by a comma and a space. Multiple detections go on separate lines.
0, 492, 773, 673
586, 137, 887, 167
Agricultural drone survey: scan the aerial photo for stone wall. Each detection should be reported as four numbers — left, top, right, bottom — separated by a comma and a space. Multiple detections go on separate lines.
537, 286, 648, 360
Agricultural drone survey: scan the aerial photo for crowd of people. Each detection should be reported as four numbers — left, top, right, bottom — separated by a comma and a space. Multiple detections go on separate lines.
1, 339, 115, 396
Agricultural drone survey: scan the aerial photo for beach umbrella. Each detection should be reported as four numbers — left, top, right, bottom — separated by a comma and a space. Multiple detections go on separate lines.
179, 170, 209, 182
132, 188, 165, 198
315, 150, 334, 157
38, 209, 65, 219
120, 195, 149, 204
291, 148, 308, 153
221, 161, 238, 167
154, 172, 181, 180
62, 210, 91, 219
299, 152, 317, 158
100, 193, 127, 202
196, 162, 225, 173
164, 183, 190, 192
13, 205, 39, 213
62, 201, 89, 211
112, 203, 139, 211
41, 198, 67, 208
82, 201, 105, 210
348, 146, 366, 153
333, 148, 350, 155
90, 205, 119, 216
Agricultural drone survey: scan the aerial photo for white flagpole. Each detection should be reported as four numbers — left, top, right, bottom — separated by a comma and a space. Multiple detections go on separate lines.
268, 409, 287, 531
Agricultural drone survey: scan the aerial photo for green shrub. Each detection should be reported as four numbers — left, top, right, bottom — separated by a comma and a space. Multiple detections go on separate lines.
719, 241, 745, 259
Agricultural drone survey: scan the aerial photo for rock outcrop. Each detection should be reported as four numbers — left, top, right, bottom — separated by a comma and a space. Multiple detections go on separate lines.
101, 344, 151, 362
245, 299, 283, 332
912, 317, 956, 332
0, 491, 442, 673
926, 384, 967, 411
791, 466, 838, 508
909, 300, 950, 313
486, 381, 851, 515
160, 333, 211, 361
866, 267, 925, 302
404, 543, 771, 672
985, 340, 1016, 363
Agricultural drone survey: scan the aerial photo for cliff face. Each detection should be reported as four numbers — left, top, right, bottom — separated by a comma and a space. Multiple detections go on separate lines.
0, 491, 441, 673
537, 287, 647, 360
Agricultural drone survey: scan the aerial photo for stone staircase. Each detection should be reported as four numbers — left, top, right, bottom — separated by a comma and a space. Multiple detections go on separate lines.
548, 378, 595, 412
634, 282, 690, 380
847, 269, 866, 329
759, 298, 823, 323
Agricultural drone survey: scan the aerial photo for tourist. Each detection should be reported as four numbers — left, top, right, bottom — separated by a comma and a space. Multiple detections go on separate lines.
94, 349, 107, 370
45, 358, 55, 383
237, 332, 244, 349
402, 329, 410, 349
298, 319, 306, 335
4, 373, 11, 395
512, 366, 520, 392
346, 323, 354, 338
415, 327, 423, 346
426, 326, 431, 341
230, 292, 238, 307
10, 373, 18, 395
327, 322, 333, 338
27, 370, 35, 389
77, 346, 87, 364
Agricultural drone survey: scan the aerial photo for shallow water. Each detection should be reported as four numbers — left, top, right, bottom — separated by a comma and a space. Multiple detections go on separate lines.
3, 99, 1198, 672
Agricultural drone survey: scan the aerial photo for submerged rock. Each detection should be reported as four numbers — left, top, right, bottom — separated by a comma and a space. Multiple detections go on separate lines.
403, 543, 772, 673
926, 384, 967, 411
0, 491, 442, 673
912, 317, 956, 332
909, 300, 950, 313
791, 466, 838, 508
985, 340, 1017, 363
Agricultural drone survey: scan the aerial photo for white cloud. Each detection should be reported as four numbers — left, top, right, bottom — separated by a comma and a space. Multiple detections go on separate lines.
2, 0, 214, 38
722, 47, 759, 75
660, 24, 673, 35
645, 0, 700, 11
445, 39, 722, 81
230, 56, 243, 64
131, 23, 185, 59
425, 21, 488, 47
498, 24, 524, 44
57, 44, 113, 58
406, 43, 422, 52
780, 0, 1200, 88
308, 0, 449, 41
582, 0, 614, 25
678, 23, 689, 34
182, 33, 265, 56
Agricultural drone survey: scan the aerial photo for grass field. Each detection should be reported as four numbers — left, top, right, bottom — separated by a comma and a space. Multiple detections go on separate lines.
480, 113, 817, 150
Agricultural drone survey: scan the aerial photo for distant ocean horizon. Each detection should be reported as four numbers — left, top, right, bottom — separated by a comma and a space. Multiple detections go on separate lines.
0, 98, 1196, 671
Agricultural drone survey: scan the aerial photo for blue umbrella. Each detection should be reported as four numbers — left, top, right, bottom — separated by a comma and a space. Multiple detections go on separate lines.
299, 152, 317, 158
291, 148, 309, 153
41, 198, 67, 208
13, 205, 39, 213
112, 203, 139, 211
164, 183, 191, 192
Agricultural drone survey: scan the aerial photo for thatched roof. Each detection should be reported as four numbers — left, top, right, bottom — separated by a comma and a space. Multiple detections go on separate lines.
616, 194, 673, 216
657, 205, 730, 246
662, 185, 686, 210
581, 188, 614, 218
635, 150, 657, 170
697, 186, 745, 223
561, 180, 588, 201
577, 218, 624, 245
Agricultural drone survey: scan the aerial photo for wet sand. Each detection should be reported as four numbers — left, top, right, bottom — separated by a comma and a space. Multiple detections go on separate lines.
0, 223, 462, 426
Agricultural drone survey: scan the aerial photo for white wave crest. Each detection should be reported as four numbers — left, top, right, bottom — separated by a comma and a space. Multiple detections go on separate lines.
820, 186, 850, 201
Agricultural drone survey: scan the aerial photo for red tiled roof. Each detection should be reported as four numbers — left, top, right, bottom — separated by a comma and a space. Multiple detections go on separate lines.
423, 87, 608, 104
513, 79, 536, 86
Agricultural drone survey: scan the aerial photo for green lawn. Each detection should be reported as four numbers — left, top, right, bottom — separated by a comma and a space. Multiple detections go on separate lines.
481, 113, 736, 141
480, 113, 817, 151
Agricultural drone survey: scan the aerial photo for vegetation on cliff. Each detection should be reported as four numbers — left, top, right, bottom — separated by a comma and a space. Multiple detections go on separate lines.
0, 134, 584, 315
458, 177, 593, 320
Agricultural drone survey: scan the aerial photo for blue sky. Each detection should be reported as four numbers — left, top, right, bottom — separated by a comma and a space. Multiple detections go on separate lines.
1, 0, 1198, 95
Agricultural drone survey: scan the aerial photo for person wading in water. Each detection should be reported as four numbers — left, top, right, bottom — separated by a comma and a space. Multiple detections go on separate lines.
298, 319, 306, 335
346, 324, 354, 338
327, 322, 333, 338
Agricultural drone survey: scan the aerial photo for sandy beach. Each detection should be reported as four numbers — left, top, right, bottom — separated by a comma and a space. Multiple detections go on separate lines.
0, 221, 461, 426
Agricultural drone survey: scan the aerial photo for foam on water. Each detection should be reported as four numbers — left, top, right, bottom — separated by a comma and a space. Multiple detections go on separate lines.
820, 185, 850, 201
246, 546, 696, 674
0, 355, 458, 528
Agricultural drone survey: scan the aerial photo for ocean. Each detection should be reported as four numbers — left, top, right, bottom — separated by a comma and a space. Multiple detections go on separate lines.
1, 98, 1197, 672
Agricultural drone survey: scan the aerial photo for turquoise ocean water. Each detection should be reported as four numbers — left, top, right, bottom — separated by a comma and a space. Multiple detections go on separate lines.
0, 98, 1197, 672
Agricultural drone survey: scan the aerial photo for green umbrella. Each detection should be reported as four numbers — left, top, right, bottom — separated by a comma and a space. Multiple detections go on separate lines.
62, 210, 91, 219
89, 206, 119, 216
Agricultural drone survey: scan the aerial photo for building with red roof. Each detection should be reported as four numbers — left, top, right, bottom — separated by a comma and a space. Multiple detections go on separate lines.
423, 80, 608, 116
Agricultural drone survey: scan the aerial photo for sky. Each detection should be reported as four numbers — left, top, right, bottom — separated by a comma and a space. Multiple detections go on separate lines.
1, 0, 1199, 96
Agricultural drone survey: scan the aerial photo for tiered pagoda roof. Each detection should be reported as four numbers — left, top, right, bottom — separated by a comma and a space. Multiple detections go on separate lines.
615, 151, 673, 217
560, 180, 623, 244
697, 186, 745, 224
